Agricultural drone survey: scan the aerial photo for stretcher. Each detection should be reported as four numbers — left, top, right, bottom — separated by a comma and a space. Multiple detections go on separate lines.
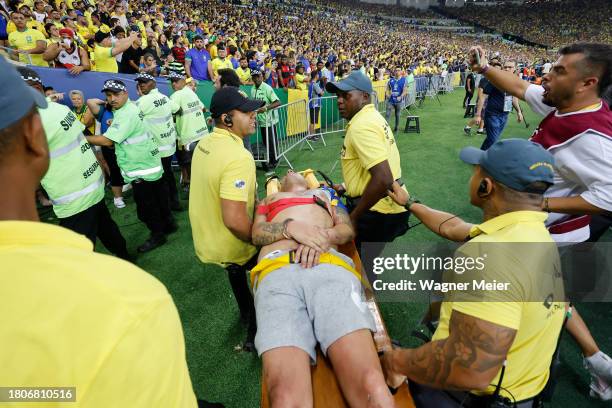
260, 170, 414, 407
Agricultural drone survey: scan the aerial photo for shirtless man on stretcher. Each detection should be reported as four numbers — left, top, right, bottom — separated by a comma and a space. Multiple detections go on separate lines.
251, 170, 396, 408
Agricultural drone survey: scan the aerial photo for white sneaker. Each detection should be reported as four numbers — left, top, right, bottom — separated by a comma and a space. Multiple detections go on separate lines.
585, 351, 612, 401
122, 183, 132, 193
113, 197, 126, 209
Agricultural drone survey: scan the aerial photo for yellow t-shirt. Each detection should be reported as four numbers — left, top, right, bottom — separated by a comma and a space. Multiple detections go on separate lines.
7, 19, 46, 35
93, 45, 118, 73
8, 28, 48, 66
433, 211, 565, 401
294, 73, 308, 90
208, 44, 218, 59
210, 57, 234, 78
0, 221, 198, 407
235, 66, 251, 84
341, 103, 406, 214
189, 128, 258, 266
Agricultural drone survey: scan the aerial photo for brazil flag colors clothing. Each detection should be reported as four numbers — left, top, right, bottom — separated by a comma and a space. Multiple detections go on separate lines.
39, 100, 105, 219
103, 100, 163, 183
170, 86, 209, 148
136, 88, 180, 158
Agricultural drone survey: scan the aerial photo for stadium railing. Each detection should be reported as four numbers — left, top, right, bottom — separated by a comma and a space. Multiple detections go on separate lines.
258, 98, 311, 169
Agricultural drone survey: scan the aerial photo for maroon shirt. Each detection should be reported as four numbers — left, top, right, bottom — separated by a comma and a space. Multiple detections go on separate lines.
171, 46, 187, 64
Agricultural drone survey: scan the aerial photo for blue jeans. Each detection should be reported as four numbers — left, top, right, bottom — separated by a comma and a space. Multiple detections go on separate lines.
480, 112, 509, 150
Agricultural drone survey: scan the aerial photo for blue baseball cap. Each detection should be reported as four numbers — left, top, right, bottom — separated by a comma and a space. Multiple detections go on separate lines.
0, 59, 47, 131
325, 70, 373, 94
460, 139, 555, 193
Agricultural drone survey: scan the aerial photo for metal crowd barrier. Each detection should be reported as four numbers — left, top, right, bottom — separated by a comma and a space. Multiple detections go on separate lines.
310, 95, 346, 140
251, 99, 310, 169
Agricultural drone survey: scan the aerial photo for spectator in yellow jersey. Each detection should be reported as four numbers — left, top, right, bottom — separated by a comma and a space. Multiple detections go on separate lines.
294, 63, 309, 90
8, 11, 47, 66
208, 43, 233, 81
92, 30, 138, 73
235, 56, 252, 85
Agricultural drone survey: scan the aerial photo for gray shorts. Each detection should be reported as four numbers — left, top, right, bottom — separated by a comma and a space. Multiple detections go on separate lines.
254, 249, 376, 363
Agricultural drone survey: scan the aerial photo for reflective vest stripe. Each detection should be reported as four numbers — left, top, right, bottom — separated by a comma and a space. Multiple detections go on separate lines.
122, 133, 149, 145
123, 165, 162, 178
147, 114, 173, 124
159, 144, 175, 152
50, 175, 104, 206
49, 133, 84, 159
183, 106, 201, 115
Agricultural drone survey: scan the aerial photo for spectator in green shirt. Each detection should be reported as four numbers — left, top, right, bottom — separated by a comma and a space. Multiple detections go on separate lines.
250, 69, 281, 169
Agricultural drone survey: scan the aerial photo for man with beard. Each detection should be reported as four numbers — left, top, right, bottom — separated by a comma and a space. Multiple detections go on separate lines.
469, 42, 612, 401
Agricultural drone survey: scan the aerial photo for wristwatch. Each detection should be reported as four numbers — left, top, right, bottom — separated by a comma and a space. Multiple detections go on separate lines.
404, 196, 421, 211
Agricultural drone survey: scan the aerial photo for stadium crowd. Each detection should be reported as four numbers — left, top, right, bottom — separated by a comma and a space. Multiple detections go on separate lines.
1, 0, 554, 83
1, 0, 612, 407
445, 0, 612, 48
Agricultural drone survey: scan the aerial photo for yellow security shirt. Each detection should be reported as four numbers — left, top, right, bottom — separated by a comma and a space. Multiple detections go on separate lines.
341, 103, 406, 214
0, 221, 197, 407
433, 211, 565, 401
210, 57, 233, 78
189, 128, 258, 266
8, 28, 48, 66
93, 45, 117, 73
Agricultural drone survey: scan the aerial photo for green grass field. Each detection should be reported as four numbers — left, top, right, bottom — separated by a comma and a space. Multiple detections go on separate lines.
42, 89, 611, 407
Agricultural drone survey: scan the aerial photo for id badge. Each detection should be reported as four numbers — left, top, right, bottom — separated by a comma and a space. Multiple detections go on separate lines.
503, 95, 513, 112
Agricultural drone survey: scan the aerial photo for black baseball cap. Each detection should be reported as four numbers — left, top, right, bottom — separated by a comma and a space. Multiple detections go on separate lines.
1, 61, 47, 131
210, 87, 264, 118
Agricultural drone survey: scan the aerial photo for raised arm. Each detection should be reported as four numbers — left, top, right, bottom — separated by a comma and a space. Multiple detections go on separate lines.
42, 42, 61, 62
469, 46, 529, 100
111, 32, 139, 57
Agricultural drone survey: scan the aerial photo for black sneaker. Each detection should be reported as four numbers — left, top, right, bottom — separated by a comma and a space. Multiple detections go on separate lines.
137, 235, 167, 253
463, 126, 471, 135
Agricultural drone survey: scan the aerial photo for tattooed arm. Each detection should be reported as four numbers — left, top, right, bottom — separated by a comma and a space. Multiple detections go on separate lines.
251, 196, 332, 252
384, 310, 516, 391
324, 206, 355, 245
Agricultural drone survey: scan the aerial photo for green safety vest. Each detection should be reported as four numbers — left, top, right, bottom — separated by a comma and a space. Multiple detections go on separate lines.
104, 100, 163, 183
39, 100, 105, 218
136, 88, 180, 158
170, 86, 209, 147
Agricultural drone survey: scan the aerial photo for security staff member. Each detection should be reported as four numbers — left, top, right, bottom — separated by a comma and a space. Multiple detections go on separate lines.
0, 56, 199, 407
250, 69, 281, 168
135, 72, 182, 211
87, 79, 175, 253
384, 139, 566, 408
168, 71, 209, 193
326, 70, 409, 259
17, 67, 129, 260
189, 87, 264, 351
